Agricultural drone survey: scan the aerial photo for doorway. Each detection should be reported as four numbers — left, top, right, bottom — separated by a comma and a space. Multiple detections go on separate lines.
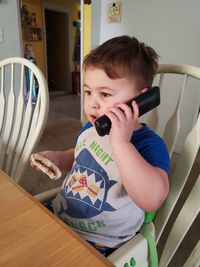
43, 2, 80, 121
44, 7, 71, 92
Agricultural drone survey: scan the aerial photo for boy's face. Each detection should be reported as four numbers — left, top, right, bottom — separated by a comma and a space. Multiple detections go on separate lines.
84, 67, 138, 124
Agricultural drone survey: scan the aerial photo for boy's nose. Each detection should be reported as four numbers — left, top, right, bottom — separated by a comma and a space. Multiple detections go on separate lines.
90, 96, 100, 109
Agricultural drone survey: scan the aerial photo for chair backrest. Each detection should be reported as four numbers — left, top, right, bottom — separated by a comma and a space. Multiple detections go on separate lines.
0, 57, 49, 183
147, 64, 200, 157
151, 64, 200, 265
156, 113, 199, 266
108, 110, 199, 267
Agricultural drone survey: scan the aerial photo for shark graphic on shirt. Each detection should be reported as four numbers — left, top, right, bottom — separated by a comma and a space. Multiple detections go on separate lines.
58, 149, 117, 218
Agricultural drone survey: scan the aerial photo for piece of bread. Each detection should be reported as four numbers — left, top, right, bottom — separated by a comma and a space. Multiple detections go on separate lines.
30, 153, 62, 180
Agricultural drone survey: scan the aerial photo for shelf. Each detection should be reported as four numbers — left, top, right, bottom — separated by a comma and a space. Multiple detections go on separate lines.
22, 26, 42, 41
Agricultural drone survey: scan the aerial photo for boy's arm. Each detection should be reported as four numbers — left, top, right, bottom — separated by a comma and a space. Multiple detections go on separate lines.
107, 101, 169, 212
36, 149, 75, 171
112, 143, 169, 212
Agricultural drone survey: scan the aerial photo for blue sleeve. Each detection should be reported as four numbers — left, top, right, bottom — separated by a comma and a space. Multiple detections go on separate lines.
131, 126, 170, 174
140, 137, 170, 174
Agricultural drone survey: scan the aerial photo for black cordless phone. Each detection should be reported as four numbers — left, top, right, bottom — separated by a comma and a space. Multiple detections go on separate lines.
94, 86, 160, 136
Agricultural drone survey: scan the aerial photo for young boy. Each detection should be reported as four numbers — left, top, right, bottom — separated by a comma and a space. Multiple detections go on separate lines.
33, 35, 170, 256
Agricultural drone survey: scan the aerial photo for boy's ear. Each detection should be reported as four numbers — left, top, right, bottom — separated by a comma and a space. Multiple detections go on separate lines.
141, 87, 148, 94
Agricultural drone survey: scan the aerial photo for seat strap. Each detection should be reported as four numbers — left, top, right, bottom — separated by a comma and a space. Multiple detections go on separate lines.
139, 224, 158, 267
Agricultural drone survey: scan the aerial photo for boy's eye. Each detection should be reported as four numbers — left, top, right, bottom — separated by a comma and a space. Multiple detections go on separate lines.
84, 90, 91, 95
101, 92, 111, 97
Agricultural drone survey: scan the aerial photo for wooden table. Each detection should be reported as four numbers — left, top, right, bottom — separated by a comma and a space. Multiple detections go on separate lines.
0, 170, 114, 267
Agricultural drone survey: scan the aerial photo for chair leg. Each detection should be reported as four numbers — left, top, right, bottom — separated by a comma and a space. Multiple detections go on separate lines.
34, 187, 60, 203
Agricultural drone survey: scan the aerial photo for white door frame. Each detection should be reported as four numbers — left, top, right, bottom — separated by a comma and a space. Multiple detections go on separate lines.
80, 0, 84, 123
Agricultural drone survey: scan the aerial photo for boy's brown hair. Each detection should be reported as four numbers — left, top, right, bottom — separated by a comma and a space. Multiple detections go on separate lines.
83, 35, 158, 89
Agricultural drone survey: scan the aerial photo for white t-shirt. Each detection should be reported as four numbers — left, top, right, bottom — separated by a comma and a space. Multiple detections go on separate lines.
52, 122, 169, 248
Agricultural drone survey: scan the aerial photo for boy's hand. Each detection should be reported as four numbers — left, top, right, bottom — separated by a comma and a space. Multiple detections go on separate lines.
30, 151, 61, 171
30, 153, 62, 180
30, 149, 74, 172
106, 101, 139, 145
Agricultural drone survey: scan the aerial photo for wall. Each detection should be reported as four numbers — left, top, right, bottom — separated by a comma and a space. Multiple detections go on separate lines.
91, 0, 101, 50
83, 3, 91, 57
0, 0, 22, 60
80, 1, 92, 122
91, 0, 200, 151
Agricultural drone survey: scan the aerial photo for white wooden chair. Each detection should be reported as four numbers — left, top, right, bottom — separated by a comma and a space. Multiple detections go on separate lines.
0, 57, 49, 183
107, 64, 200, 266
35, 64, 200, 266
148, 64, 200, 157
108, 119, 199, 266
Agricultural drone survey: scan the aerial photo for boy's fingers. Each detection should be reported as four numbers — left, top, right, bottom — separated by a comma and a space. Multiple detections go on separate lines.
115, 103, 133, 119
108, 106, 125, 122
131, 101, 139, 119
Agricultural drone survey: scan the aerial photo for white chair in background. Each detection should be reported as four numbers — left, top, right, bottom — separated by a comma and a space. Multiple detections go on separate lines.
0, 57, 49, 183
35, 64, 200, 266
148, 64, 200, 157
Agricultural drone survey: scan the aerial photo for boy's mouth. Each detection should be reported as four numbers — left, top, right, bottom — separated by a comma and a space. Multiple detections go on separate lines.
89, 114, 97, 122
